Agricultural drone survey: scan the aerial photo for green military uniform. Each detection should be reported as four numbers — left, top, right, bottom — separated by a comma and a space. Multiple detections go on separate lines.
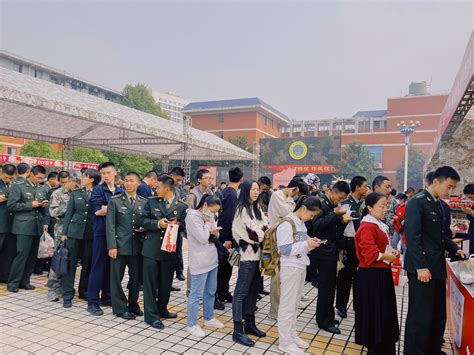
13, 175, 27, 185
106, 192, 147, 316
60, 187, 94, 302
140, 195, 187, 324
0, 179, 15, 282
7, 179, 50, 289
404, 189, 459, 355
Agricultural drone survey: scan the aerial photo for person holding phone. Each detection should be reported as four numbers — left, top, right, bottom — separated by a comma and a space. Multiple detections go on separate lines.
7, 165, 50, 293
312, 180, 351, 334
354, 192, 400, 355
232, 180, 269, 347
185, 194, 225, 337
277, 196, 322, 354
336, 176, 368, 319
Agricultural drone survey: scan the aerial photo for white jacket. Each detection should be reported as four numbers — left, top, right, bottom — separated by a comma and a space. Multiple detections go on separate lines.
232, 206, 268, 261
185, 208, 218, 275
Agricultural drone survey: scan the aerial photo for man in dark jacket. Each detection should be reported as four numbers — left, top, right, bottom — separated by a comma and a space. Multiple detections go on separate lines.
217, 167, 243, 304
335, 176, 368, 319
312, 180, 351, 334
404, 166, 464, 355
87, 162, 124, 316
137, 170, 158, 199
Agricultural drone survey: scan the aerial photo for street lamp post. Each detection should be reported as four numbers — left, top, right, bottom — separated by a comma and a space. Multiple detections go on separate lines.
397, 120, 421, 191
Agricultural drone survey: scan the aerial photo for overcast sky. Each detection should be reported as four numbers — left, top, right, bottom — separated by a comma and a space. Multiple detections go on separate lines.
2, 0, 473, 120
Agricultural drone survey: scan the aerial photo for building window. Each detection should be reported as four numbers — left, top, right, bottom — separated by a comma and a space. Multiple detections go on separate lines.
7, 147, 17, 155
318, 124, 330, 131
270, 119, 274, 129
14, 63, 23, 73
373, 120, 387, 129
367, 146, 382, 163
219, 114, 225, 123
34, 69, 43, 79
358, 120, 370, 130
262, 115, 267, 126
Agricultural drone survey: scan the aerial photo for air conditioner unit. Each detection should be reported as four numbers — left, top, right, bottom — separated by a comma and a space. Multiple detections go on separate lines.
374, 162, 383, 169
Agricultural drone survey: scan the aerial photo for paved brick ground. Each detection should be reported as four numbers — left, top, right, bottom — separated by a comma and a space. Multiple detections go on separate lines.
0, 246, 455, 354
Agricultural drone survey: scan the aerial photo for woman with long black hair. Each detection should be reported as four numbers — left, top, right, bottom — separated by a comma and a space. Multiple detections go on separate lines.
231, 180, 269, 347
354, 192, 400, 355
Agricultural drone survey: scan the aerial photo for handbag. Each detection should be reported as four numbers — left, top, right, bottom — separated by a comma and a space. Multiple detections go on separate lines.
37, 231, 55, 259
51, 241, 69, 276
227, 240, 241, 267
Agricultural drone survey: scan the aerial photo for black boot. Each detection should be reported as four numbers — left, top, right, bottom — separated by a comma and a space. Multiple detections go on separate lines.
244, 315, 266, 337
232, 321, 254, 347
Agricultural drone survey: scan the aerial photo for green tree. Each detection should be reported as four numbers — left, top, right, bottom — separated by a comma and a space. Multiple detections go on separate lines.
20, 141, 60, 159
338, 141, 376, 182
68, 147, 108, 164
396, 145, 426, 190
105, 151, 156, 177
121, 83, 169, 119
228, 136, 252, 152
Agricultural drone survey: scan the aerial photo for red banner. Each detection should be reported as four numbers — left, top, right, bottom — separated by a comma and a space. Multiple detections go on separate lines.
263, 164, 340, 174
0, 154, 99, 170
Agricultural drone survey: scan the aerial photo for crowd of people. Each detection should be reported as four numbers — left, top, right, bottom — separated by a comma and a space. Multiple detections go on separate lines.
0, 161, 472, 355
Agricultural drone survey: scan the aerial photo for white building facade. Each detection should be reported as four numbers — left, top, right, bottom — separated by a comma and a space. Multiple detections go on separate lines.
152, 90, 190, 123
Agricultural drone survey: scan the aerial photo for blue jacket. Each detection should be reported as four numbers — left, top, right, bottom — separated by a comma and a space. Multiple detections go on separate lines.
137, 181, 152, 199
90, 183, 123, 238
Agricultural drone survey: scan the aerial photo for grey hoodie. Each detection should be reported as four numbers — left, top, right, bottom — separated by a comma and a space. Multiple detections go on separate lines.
185, 208, 218, 275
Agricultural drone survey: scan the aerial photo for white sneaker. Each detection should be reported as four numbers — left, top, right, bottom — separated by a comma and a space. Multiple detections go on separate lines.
204, 318, 224, 329
187, 325, 206, 338
293, 336, 309, 349
278, 343, 305, 354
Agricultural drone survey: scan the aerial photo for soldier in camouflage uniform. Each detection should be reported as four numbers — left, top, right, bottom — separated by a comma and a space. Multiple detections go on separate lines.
46, 177, 79, 301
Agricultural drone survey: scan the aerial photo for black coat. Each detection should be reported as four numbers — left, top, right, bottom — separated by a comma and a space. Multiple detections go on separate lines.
404, 189, 459, 280
312, 194, 345, 261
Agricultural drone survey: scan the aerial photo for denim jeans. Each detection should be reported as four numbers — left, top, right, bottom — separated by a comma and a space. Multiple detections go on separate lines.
232, 260, 260, 322
187, 267, 218, 327
390, 231, 406, 253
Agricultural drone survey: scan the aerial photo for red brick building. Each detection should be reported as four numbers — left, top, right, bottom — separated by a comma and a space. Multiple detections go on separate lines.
182, 98, 290, 146
183, 91, 447, 188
